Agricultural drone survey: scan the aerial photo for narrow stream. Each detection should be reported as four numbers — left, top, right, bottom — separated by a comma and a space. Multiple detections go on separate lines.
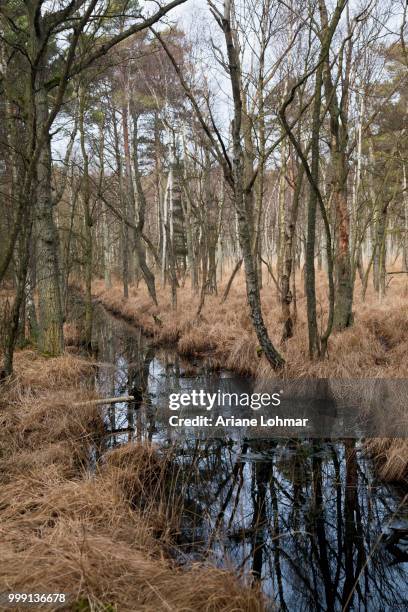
91, 304, 408, 611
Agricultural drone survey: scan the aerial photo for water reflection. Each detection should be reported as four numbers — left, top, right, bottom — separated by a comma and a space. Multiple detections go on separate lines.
92, 306, 408, 611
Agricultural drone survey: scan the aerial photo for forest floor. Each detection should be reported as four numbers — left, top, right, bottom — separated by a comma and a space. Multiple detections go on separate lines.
93, 266, 408, 484
0, 346, 264, 611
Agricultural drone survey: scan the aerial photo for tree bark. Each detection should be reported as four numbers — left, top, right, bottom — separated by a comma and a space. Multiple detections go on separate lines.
35, 78, 64, 356
319, 0, 353, 330
222, 1, 284, 368
112, 107, 129, 299
79, 84, 93, 347
281, 163, 304, 342
132, 113, 158, 305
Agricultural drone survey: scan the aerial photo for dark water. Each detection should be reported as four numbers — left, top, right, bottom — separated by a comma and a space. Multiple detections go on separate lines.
91, 305, 408, 612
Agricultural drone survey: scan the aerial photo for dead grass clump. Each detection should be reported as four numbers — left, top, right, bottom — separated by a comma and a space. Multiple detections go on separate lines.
365, 438, 408, 483
0, 395, 101, 471
363, 301, 408, 343
0, 441, 80, 481
103, 444, 168, 505
1, 518, 263, 612
226, 334, 260, 376
154, 321, 182, 345
12, 351, 94, 391
178, 328, 217, 357
101, 445, 183, 545
0, 354, 103, 487
0, 472, 130, 534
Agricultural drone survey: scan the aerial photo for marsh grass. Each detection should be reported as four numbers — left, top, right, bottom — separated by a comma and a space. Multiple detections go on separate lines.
0, 350, 264, 611
93, 268, 408, 379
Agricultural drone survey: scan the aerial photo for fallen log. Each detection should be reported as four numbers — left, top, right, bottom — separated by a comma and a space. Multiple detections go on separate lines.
105, 427, 135, 436
73, 395, 134, 407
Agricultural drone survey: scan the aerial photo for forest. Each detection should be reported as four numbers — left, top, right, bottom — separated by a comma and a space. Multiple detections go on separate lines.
0, 1, 408, 611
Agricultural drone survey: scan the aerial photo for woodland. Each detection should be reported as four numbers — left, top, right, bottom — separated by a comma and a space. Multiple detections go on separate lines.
0, 1, 408, 611
0, 0, 408, 376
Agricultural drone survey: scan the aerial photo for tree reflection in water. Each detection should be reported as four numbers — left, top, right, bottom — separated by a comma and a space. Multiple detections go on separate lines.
175, 438, 407, 611
92, 306, 408, 611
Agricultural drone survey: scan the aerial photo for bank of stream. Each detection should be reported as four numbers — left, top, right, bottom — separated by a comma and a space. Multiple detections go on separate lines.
89, 303, 407, 611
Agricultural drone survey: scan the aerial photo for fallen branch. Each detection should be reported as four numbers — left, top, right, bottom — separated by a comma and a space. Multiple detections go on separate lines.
260, 257, 282, 294
105, 427, 135, 435
73, 395, 134, 407
221, 259, 243, 303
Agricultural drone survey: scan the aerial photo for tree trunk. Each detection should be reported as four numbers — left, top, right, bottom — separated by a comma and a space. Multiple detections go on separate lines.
112, 108, 129, 299
403, 165, 408, 271
79, 84, 93, 347
2, 216, 32, 376
222, 2, 284, 369
132, 114, 158, 305
305, 63, 325, 358
35, 80, 64, 356
332, 153, 353, 329
319, 0, 353, 330
281, 163, 304, 342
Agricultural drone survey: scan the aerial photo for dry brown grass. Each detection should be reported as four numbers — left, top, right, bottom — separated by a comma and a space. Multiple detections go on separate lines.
365, 438, 408, 483
93, 266, 408, 379
0, 350, 265, 611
